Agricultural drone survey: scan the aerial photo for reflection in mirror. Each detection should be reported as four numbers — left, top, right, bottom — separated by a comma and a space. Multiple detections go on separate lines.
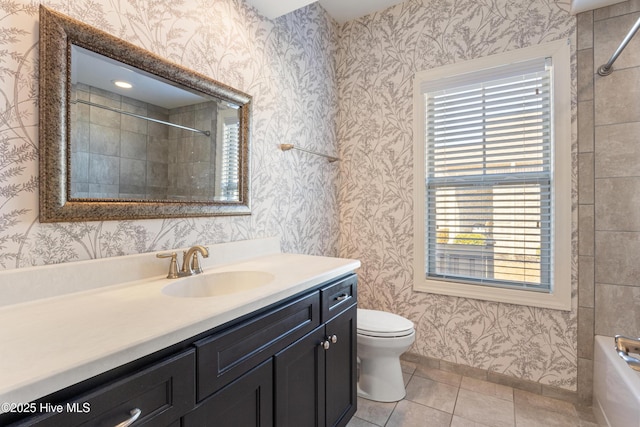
38, 6, 251, 222
70, 46, 241, 202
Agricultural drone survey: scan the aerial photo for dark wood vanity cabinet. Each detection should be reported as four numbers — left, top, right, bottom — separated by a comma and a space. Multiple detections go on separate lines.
185, 273, 357, 427
274, 304, 357, 427
5, 273, 357, 427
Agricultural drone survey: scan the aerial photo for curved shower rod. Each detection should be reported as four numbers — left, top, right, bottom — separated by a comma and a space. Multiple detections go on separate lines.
71, 99, 211, 137
598, 16, 640, 76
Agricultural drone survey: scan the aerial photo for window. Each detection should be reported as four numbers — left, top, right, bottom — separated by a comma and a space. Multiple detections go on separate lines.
220, 117, 240, 200
413, 40, 571, 310
219, 116, 240, 201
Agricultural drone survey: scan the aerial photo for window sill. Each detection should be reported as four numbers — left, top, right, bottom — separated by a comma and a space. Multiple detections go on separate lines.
414, 277, 571, 311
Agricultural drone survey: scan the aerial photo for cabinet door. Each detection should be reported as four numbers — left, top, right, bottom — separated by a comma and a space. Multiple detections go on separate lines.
182, 359, 273, 427
325, 304, 357, 427
274, 326, 326, 427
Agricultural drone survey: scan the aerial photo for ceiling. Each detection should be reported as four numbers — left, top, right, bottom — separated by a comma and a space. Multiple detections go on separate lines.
570, 0, 624, 13
246, 0, 629, 22
318, 0, 405, 22
71, 45, 210, 110
244, 0, 405, 23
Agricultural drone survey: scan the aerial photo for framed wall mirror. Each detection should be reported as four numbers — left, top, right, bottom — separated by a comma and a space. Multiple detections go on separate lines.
39, 6, 251, 222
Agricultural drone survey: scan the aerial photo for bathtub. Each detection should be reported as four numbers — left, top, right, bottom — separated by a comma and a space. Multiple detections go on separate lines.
593, 335, 640, 427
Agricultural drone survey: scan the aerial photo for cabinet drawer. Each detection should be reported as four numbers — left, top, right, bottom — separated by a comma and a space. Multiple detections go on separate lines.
195, 291, 320, 400
15, 349, 195, 427
321, 274, 357, 322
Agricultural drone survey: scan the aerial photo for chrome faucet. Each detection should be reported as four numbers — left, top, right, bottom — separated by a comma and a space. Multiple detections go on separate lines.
616, 335, 640, 372
156, 245, 209, 279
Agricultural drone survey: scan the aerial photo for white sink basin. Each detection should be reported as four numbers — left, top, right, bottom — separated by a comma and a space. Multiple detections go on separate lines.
162, 271, 275, 298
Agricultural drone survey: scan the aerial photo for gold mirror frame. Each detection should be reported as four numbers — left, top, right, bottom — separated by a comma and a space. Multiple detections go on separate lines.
38, 6, 251, 222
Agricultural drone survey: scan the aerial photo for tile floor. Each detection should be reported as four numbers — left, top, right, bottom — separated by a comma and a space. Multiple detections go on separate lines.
347, 360, 599, 427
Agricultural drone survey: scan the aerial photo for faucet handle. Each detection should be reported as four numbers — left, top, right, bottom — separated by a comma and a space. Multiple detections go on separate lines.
156, 252, 179, 279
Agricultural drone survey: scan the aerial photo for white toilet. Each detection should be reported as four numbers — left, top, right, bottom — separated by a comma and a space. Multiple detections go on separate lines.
357, 308, 415, 402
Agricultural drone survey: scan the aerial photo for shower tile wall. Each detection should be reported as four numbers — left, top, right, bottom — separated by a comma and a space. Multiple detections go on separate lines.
576, 0, 640, 403
167, 103, 219, 200
71, 83, 217, 200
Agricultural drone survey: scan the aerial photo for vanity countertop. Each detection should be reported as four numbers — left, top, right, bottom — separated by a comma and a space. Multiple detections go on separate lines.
0, 248, 359, 408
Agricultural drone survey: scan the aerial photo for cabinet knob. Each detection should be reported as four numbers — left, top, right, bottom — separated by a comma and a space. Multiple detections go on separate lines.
114, 408, 141, 427
320, 340, 331, 350
330, 335, 338, 344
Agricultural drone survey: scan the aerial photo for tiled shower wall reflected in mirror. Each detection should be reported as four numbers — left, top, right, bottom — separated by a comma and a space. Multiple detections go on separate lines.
71, 83, 219, 200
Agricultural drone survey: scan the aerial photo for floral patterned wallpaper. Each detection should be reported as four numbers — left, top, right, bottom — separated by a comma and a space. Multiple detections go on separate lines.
1, 0, 579, 391
336, 0, 578, 390
0, 0, 340, 268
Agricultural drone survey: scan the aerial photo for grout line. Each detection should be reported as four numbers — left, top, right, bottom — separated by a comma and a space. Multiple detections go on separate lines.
448, 384, 461, 427
381, 402, 397, 427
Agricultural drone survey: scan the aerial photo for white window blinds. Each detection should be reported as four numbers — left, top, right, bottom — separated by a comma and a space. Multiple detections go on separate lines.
424, 58, 553, 291
220, 118, 240, 200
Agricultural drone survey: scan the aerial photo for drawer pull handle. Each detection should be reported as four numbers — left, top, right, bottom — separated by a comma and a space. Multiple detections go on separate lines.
335, 294, 349, 302
115, 408, 142, 427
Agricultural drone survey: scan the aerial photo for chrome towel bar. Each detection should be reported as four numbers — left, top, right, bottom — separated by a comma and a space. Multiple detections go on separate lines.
279, 143, 339, 163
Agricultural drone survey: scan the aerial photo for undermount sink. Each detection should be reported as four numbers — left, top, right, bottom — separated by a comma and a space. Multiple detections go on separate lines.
162, 271, 275, 298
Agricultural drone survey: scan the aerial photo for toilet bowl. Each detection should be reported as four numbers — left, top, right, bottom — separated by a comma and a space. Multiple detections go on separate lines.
357, 308, 415, 402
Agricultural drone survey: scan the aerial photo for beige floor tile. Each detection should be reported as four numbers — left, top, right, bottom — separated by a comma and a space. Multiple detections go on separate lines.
403, 371, 412, 386
354, 356, 598, 427
514, 389, 577, 417
515, 402, 581, 427
414, 365, 463, 387
346, 416, 380, 427
576, 404, 600, 425
401, 359, 417, 375
386, 400, 452, 427
454, 389, 515, 427
450, 414, 492, 427
460, 376, 514, 402
353, 397, 396, 426
405, 375, 459, 413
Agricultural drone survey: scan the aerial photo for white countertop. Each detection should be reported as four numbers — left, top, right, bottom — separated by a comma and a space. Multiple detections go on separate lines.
0, 243, 359, 408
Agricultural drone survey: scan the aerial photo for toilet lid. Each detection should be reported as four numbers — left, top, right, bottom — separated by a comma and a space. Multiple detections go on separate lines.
357, 309, 414, 337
